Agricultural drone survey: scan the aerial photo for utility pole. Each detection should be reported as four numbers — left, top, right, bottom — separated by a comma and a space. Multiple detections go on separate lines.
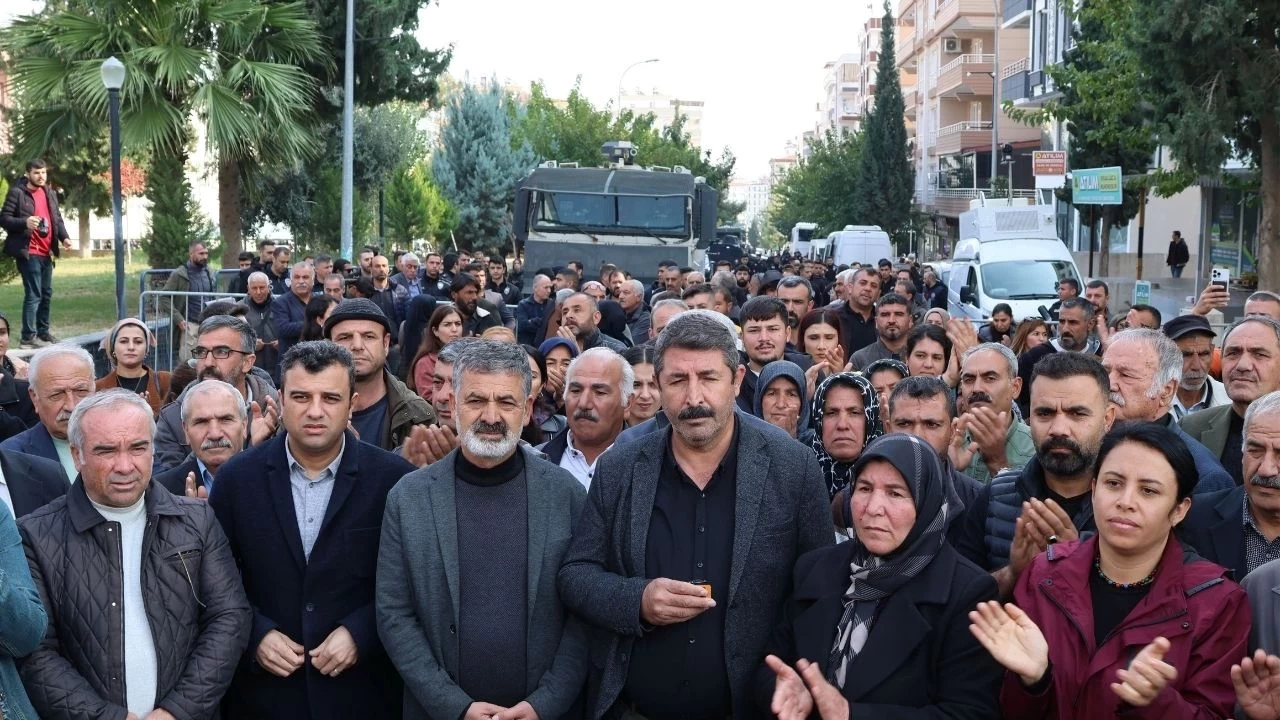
340, 0, 354, 260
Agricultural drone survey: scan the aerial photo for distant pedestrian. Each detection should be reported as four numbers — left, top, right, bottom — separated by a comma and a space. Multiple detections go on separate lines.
0, 160, 72, 348
1167, 229, 1190, 278
162, 240, 216, 364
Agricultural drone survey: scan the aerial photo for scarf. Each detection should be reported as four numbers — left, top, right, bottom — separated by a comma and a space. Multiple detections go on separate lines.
827, 433, 950, 688
807, 372, 882, 500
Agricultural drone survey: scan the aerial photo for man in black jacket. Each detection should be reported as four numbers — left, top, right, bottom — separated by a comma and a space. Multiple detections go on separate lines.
19, 389, 251, 719
0, 160, 72, 348
0, 447, 66, 518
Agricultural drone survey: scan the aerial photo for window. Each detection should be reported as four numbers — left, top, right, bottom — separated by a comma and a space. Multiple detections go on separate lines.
979, 260, 1077, 300
534, 192, 689, 235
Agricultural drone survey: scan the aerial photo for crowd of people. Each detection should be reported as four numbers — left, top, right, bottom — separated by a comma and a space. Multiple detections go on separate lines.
1, 229, 1280, 720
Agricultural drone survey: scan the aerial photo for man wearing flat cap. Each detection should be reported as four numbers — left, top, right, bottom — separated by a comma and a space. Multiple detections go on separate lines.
323, 298, 434, 451
1164, 314, 1231, 421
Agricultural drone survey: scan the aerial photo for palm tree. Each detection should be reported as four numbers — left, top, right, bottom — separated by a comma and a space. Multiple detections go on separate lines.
2, 0, 325, 266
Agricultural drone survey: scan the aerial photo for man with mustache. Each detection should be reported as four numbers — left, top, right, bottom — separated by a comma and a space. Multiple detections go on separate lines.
538, 347, 631, 489
1182, 390, 1280, 582
153, 379, 247, 498
559, 310, 832, 720
1100, 328, 1233, 493
0, 343, 96, 481
835, 267, 881, 355
737, 296, 813, 415
379, 340, 588, 720
953, 352, 1115, 598
1016, 297, 1099, 416
211, 341, 416, 719
1182, 316, 1280, 482
152, 315, 281, 470
1166, 314, 1232, 420
450, 273, 504, 338
951, 343, 1035, 483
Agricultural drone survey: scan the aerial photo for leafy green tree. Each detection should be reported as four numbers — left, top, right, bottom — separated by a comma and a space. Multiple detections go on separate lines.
142, 153, 215, 268
3, 0, 324, 267
433, 83, 535, 252
1006, 0, 1155, 275
748, 218, 762, 246
851, 1, 914, 241
384, 160, 457, 246
770, 130, 865, 237
1128, 0, 1279, 286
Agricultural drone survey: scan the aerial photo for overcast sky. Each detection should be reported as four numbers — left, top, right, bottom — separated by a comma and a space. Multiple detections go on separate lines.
417, 0, 875, 180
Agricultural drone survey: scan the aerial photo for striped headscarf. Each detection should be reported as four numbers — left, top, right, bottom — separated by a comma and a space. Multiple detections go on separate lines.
806, 372, 882, 500
826, 433, 950, 688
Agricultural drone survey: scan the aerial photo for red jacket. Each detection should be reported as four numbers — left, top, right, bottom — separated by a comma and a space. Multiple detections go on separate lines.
1001, 534, 1249, 719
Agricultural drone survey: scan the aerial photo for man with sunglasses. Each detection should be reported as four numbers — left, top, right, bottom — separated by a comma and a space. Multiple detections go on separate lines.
153, 315, 281, 470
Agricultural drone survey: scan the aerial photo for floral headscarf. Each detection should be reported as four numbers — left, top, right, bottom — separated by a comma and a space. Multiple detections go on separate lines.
807, 371, 882, 500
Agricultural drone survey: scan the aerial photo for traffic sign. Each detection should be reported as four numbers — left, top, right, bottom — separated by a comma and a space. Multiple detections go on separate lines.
1072, 166, 1123, 205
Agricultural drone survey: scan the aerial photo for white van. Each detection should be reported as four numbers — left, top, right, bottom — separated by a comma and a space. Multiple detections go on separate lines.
948, 203, 1081, 322
826, 225, 894, 268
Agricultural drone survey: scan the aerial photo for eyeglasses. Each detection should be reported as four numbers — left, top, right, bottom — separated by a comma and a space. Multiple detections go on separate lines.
192, 345, 250, 360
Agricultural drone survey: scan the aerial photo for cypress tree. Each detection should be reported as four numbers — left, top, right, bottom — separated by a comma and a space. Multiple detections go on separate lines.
851, 1, 915, 243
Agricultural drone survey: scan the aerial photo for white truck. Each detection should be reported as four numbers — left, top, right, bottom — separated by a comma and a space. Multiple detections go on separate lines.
789, 222, 818, 256
948, 200, 1081, 322
824, 225, 894, 267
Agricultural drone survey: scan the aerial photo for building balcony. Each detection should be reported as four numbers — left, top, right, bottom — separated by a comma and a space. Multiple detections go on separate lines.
1018, 68, 1063, 108
897, 25, 918, 66
929, 120, 993, 156
903, 87, 918, 117
1001, 58, 1029, 103
929, 187, 1038, 216
934, 53, 995, 98
931, 0, 997, 39
1002, 0, 1031, 27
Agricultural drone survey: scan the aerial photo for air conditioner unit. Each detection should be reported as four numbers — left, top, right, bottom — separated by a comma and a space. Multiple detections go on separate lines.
943, 37, 961, 53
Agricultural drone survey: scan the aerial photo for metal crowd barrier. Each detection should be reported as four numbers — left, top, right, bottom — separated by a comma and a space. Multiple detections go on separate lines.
137, 269, 244, 308
138, 289, 247, 372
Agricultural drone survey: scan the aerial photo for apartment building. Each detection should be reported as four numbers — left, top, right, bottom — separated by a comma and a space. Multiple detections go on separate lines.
857, 17, 883, 116
897, 0, 1041, 244
728, 177, 772, 230
618, 89, 705, 147
818, 54, 863, 138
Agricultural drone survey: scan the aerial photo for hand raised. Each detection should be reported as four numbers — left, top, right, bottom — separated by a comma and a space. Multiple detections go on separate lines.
969, 600, 1049, 685
1111, 637, 1177, 707
1234, 650, 1280, 720
766, 654, 814, 720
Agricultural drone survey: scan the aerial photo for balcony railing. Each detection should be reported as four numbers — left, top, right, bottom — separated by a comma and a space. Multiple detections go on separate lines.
934, 188, 1037, 198
1001, 58, 1028, 79
1002, 59, 1030, 102
940, 53, 995, 76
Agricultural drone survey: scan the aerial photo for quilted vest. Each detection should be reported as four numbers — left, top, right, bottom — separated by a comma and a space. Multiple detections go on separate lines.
982, 460, 1096, 569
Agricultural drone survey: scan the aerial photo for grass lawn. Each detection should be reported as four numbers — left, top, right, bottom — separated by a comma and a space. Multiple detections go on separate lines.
0, 256, 152, 340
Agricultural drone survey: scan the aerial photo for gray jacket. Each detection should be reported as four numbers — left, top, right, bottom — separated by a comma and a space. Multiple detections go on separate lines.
1244, 558, 1280, 656
152, 368, 281, 470
376, 445, 589, 720
557, 415, 833, 719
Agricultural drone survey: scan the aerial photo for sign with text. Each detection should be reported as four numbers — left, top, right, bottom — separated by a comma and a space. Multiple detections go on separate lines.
1134, 280, 1151, 307
1072, 166, 1123, 205
1033, 151, 1067, 175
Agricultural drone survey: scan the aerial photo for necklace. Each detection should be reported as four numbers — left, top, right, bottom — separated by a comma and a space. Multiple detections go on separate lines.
1094, 556, 1157, 589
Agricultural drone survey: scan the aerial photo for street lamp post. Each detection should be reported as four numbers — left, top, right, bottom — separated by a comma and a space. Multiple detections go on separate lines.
339, 0, 354, 261
990, 0, 1001, 186
101, 56, 126, 322
616, 58, 660, 117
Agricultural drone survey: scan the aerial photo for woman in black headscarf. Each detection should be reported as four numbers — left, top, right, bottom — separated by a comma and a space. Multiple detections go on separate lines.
803, 372, 882, 500
757, 433, 1002, 720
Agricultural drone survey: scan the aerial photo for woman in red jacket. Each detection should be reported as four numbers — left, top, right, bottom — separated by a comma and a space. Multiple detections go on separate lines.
970, 421, 1250, 719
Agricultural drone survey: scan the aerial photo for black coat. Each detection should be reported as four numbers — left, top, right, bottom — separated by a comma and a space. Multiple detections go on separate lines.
0, 177, 68, 260
1177, 486, 1247, 582
209, 432, 416, 720
0, 449, 67, 518
154, 455, 203, 496
754, 541, 1002, 719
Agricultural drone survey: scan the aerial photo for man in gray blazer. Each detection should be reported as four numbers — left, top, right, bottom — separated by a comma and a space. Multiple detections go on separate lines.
558, 311, 833, 720
377, 340, 587, 720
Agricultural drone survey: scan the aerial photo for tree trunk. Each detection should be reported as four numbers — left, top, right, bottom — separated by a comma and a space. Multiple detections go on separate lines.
218, 156, 242, 269
1258, 114, 1280, 295
77, 207, 92, 259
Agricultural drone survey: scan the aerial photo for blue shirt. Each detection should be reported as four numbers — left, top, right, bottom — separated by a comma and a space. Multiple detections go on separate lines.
284, 435, 345, 560
350, 394, 389, 449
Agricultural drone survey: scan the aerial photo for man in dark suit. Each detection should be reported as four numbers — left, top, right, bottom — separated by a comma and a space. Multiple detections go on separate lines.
1181, 389, 1280, 582
0, 343, 96, 481
153, 379, 246, 498
0, 447, 66, 517
1181, 316, 1280, 483
210, 341, 415, 719
558, 310, 833, 719
377, 340, 587, 720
